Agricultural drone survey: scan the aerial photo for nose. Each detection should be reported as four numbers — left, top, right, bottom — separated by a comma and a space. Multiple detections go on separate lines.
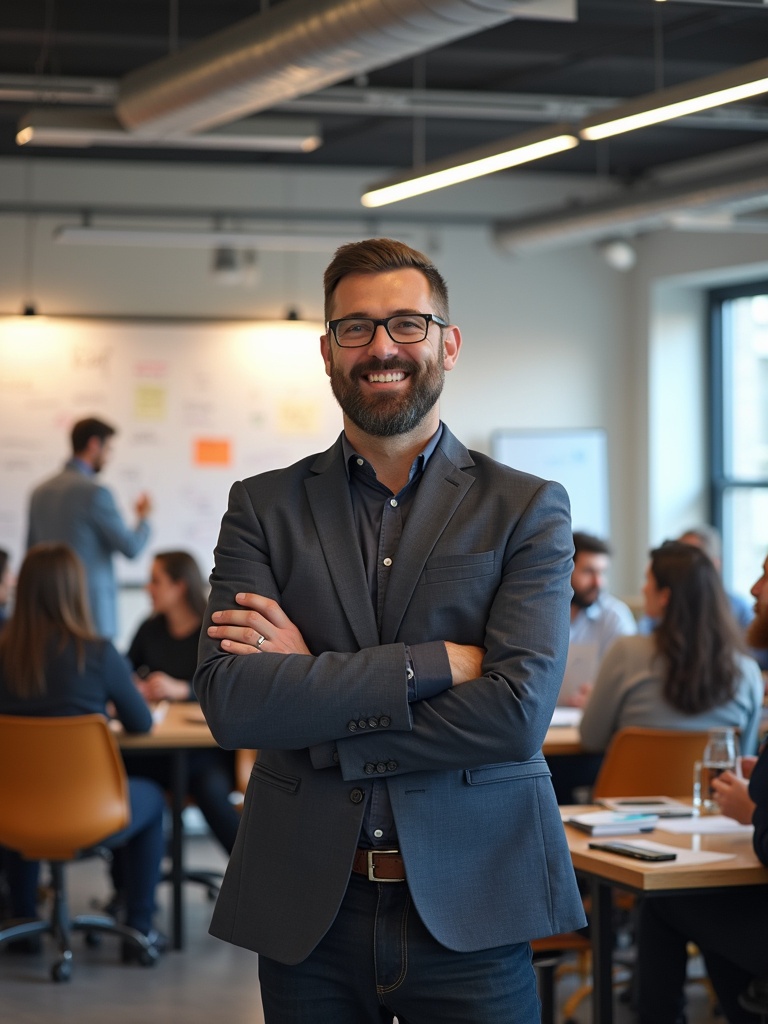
368, 322, 399, 359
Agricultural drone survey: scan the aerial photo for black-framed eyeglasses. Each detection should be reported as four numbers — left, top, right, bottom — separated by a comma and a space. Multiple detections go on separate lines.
327, 312, 448, 348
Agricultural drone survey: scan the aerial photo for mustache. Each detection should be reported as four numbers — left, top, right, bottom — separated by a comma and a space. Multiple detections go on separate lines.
350, 358, 415, 382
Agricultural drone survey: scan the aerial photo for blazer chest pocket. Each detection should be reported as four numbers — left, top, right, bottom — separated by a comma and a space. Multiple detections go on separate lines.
252, 761, 301, 794
464, 759, 551, 786
421, 550, 495, 586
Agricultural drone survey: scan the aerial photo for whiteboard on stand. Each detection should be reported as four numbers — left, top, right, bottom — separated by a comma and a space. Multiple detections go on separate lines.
491, 428, 609, 538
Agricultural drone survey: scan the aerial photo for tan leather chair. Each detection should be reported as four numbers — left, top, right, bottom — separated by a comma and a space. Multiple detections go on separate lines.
592, 727, 710, 799
0, 714, 158, 981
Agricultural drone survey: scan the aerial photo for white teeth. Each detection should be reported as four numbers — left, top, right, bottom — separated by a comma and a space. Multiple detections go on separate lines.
368, 372, 406, 382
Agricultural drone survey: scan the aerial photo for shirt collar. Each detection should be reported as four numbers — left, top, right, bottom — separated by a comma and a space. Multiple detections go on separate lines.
342, 422, 443, 481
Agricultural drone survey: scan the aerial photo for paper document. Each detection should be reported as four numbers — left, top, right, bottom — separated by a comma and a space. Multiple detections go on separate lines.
550, 707, 583, 727
657, 815, 754, 835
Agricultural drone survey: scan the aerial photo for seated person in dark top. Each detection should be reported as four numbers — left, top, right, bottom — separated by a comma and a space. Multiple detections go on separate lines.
124, 550, 240, 854
0, 543, 166, 957
636, 549, 768, 1024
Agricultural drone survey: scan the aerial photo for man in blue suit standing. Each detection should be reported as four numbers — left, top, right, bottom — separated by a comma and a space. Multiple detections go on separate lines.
27, 417, 152, 639
196, 238, 585, 1023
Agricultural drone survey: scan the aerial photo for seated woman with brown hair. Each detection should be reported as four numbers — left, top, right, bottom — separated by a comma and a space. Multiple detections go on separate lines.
0, 543, 166, 958
579, 540, 764, 757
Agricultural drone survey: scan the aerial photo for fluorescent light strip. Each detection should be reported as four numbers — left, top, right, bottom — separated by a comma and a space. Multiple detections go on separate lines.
361, 125, 579, 208
53, 227, 360, 251
580, 57, 768, 141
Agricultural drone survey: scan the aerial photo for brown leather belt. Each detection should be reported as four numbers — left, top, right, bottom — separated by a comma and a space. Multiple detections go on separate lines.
352, 848, 406, 882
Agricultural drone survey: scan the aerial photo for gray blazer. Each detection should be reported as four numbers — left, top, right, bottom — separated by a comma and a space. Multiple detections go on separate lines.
195, 426, 586, 964
27, 459, 150, 639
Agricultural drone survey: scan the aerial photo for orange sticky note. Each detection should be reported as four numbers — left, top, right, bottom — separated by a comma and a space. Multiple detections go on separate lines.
194, 438, 231, 466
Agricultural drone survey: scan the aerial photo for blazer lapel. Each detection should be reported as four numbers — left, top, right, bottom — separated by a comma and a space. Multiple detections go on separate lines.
380, 430, 476, 643
305, 441, 381, 650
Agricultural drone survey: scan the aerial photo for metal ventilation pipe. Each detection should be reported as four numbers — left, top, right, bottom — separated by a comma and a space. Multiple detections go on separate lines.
116, 0, 574, 138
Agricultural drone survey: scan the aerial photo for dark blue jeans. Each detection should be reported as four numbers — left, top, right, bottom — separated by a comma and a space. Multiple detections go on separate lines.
258, 873, 540, 1024
7, 776, 165, 936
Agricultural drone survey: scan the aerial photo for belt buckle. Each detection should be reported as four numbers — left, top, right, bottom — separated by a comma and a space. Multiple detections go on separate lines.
367, 848, 401, 883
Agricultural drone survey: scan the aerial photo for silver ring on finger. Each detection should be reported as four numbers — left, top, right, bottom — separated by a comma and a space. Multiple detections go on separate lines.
256, 635, 266, 648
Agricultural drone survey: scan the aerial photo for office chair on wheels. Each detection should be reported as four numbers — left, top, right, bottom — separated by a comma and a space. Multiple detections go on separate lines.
0, 714, 159, 981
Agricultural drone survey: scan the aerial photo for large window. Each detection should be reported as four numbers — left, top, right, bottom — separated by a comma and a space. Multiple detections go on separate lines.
710, 280, 768, 598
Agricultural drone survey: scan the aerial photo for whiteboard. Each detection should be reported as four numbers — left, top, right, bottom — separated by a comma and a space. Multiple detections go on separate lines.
0, 316, 339, 583
491, 428, 609, 537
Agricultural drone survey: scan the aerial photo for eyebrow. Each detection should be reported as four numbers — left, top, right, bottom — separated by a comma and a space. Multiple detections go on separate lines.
333, 308, 426, 319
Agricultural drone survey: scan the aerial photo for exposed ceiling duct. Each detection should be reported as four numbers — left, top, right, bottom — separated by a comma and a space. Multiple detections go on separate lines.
494, 157, 768, 255
115, 0, 575, 138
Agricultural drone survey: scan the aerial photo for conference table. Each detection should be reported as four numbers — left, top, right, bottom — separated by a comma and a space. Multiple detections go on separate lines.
117, 702, 220, 950
563, 807, 768, 1024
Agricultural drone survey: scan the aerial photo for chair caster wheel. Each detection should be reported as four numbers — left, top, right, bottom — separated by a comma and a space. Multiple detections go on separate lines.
84, 931, 102, 947
52, 959, 72, 982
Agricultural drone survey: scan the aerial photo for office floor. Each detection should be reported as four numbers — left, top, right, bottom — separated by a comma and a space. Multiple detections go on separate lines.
0, 834, 722, 1024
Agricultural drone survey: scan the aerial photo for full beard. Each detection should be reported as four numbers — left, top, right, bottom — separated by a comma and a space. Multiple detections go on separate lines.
329, 350, 445, 438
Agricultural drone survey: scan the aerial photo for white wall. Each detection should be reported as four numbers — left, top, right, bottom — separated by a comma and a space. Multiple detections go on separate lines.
2, 155, 768, 629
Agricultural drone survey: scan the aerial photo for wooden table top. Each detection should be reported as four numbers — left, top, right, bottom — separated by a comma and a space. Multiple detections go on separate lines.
116, 701, 218, 751
542, 725, 584, 755
562, 804, 768, 893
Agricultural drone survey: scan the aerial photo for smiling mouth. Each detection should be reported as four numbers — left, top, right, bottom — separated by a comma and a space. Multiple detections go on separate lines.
366, 371, 408, 383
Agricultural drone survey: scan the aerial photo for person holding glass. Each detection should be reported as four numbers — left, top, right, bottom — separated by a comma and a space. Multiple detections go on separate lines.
579, 540, 764, 757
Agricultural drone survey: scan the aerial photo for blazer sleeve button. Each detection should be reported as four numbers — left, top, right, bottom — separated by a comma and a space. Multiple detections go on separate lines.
357, 719, 368, 729
347, 721, 358, 732
379, 716, 391, 727
368, 717, 378, 728
387, 761, 398, 772
376, 762, 387, 774
350, 788, 364, 803
364, 763, 376, 775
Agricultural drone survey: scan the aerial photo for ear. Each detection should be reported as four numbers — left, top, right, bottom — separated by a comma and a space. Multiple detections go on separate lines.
442, 324, 462, 371
658, 586, 672, 613
320, 332, 332, 378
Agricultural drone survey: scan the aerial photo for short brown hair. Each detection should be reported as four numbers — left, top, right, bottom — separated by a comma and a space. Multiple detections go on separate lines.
323, 238, 449, 322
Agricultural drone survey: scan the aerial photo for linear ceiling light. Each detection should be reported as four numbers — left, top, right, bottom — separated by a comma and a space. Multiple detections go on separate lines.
360, 125, 579, 208
53, 227, 360, 251
580, 56, 768, 141
16, 108, 321, 153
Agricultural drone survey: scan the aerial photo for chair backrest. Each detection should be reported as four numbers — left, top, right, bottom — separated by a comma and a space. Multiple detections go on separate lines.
0, 713, 130, 860
592, 726, 710, 799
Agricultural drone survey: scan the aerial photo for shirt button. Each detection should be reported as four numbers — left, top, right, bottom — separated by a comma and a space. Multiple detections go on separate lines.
350, 788, 365, 803
356, 458, 364, 466
373, 829, 383, 838
390, 498, 398, 507
383, 557, 392, 567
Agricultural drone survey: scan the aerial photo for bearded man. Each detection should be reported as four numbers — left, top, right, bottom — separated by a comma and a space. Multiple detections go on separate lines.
195, 237, 585, 1024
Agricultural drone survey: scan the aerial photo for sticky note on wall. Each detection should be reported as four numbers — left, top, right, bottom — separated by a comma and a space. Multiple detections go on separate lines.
194, 438, 231, 466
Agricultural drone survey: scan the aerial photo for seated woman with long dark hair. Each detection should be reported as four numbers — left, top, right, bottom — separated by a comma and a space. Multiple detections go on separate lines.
124, 550, 239, 855
0, 543, 166, 958
579, 540, 763, 756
